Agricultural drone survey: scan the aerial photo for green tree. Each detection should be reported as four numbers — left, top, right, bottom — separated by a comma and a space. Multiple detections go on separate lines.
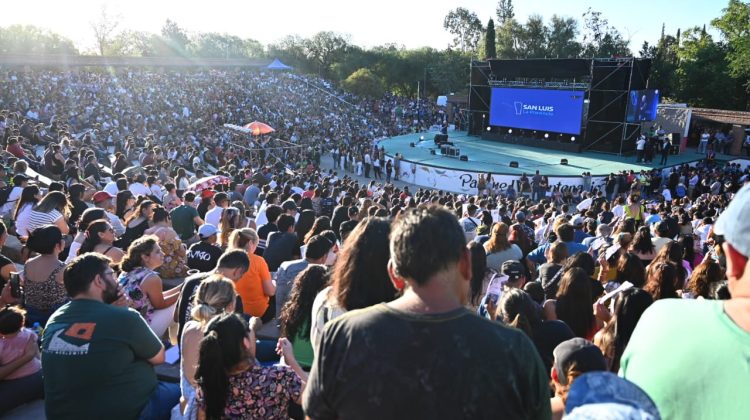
267, 35, 311, 71
675, 27, 740, 108
0, 25, 78, 55
107, 30, 157, 56
303, 31, 351, 77
517, 15, 549, 58
547, 15, 581, 58
712, 0, 750, 92
483, 18, 497, 59
160, 19, 190, 56
496, 18, 522, 58
443, 7, 484, 53
580, 8, 630, 57
342, 68, 385, 97
646, 34, 679, 100
496, 0, 515, 23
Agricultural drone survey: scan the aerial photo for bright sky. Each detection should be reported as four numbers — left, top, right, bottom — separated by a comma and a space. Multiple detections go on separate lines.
0, 0, 726, 53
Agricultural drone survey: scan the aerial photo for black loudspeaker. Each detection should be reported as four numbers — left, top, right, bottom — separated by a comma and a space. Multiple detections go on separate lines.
410, 142, 415, 147
560, 159, 568, 165
430, 149, 436, 155
434, 134, 448, 145
459, 155, 468, 161
509, 161, 519, 168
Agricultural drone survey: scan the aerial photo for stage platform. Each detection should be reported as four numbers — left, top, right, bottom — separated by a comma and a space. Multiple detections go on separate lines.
380, 131, 724, 177
378, 131, 740, 194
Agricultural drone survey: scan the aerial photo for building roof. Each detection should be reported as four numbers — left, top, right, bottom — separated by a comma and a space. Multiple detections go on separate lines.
691, 107, 750, 126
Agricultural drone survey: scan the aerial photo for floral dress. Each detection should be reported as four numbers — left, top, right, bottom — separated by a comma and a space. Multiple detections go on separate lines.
118, 266, 158, 323
198, 364, 301, 419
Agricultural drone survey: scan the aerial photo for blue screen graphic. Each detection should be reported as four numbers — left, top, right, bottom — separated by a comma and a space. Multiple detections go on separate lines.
626, 89, 659, 123
489, 88, 585, 135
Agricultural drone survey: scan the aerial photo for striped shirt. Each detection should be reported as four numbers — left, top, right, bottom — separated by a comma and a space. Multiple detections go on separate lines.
27, 209, 63, 233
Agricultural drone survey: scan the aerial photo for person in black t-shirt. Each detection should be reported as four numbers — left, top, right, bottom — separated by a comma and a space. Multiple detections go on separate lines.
263, 214, 298, 272
303, 207, 551, 419
174, 250, 250, 344
255, 204, 282, 257
187, 224, 223, 273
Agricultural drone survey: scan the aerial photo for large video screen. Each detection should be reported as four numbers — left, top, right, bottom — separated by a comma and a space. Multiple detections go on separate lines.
626, 89, 660, 122
489, 88, 585, 135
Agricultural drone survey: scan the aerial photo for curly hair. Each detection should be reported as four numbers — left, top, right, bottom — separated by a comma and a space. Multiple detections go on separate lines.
279, 265, 329, 340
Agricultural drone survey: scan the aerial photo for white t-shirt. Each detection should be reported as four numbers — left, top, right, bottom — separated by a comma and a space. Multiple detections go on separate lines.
14, 203, 33, 237
204, 206, 224, 228
103, 181, 119, 196
128, 182, 151, 197
1, 186, 23, 217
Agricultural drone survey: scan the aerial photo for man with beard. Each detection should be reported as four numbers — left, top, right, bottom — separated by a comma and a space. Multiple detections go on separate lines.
41, 253, 178, 419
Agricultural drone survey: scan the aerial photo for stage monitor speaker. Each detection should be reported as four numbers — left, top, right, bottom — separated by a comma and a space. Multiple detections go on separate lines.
459, 155, 468, 161
434, 134, 448, 145
409, 142, 415, 147
560, 159, 568, 165
430, 149, 436, 155
509, 161, 519, 168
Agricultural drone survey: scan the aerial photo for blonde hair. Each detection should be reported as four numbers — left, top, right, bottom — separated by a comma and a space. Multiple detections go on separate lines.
228, 228, 258, 251
190, 276, 237, 323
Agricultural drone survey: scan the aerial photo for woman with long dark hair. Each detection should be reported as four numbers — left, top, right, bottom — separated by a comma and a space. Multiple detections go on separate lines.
195, 313, 306, 420
22, 225, 67, 325
467, 241, 488, 310
279, 265, 329, 370
13, 185, 40, 239
548, 267, 598, 340
310, 217, 396, 355
629, 226, 656, 265
496, 288, 574, 373
594, 288, 653, 372
294, 210, 316, 249
115, 190, 136, 221
303, 216, 331, 245
78, 220, 125, 264
120, 199, 153, 249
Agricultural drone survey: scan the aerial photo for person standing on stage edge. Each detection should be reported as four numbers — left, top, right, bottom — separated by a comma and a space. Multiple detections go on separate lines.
659, 136, 671, 166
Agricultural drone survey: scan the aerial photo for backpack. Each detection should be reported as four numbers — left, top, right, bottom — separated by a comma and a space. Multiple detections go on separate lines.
0, 185, 15, 208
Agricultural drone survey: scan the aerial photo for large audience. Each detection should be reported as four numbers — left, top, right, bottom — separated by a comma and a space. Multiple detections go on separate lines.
0, 65, 749, 420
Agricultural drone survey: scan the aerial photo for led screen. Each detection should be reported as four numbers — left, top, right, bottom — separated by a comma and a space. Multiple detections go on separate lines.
489, 88, 585, 135
626, 89, 660, 122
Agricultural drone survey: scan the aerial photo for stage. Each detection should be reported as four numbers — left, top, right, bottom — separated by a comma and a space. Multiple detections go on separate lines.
379, 131, 731, 193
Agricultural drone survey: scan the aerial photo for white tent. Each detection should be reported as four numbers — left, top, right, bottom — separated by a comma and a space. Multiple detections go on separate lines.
267, 58, 293, 70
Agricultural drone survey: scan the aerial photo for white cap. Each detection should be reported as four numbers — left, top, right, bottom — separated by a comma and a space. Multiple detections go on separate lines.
714, 183, 750, 257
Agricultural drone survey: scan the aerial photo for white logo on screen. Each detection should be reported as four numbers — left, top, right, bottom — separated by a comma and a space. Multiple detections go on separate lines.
514, 101, 554, 115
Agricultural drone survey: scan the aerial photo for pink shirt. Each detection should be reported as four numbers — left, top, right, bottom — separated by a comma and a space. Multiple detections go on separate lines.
0, 328, 41, 380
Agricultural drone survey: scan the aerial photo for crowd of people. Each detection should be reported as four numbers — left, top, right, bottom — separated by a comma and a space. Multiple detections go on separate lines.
0, 65, 749, 420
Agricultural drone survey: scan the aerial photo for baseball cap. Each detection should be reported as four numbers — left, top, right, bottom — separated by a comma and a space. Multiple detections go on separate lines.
571, 215, 585, 227
553, 338, 607, 385
500, 260, 525, 282
92, 191, 114, 204
714, 183, 750, 257
198, 224, 218, 239
565, 372, 661, 419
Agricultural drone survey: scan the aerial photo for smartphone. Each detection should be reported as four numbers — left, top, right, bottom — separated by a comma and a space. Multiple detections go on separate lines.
9, 272, 22, 298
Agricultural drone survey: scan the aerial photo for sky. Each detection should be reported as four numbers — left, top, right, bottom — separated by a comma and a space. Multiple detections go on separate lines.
0, 0, 727, 53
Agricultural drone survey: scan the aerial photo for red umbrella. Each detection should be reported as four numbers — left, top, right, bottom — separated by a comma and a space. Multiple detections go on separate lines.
243, 121, 276, 136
